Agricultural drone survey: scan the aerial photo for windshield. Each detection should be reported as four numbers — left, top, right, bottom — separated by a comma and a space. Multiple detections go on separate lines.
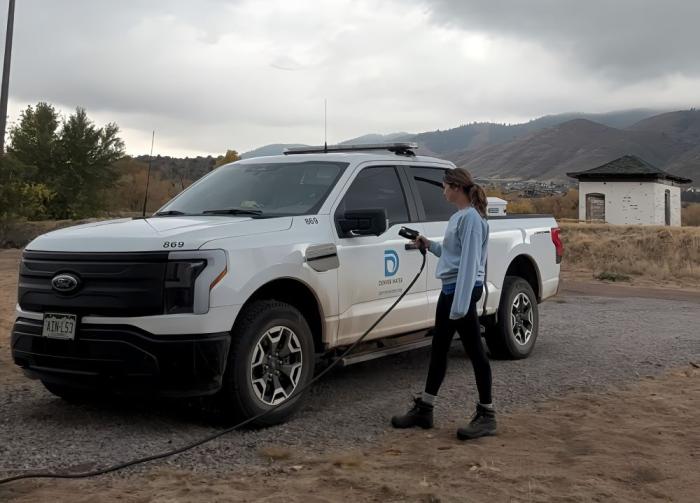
157, 161, 348, 217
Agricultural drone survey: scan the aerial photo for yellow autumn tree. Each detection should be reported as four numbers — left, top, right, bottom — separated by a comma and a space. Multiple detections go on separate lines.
214, 150, 240, 168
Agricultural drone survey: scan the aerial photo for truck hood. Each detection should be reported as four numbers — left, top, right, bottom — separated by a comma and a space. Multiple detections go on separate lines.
26, 216, 293, 252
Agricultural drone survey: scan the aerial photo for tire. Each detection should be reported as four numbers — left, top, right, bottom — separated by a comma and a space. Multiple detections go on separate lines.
485, 276, 539, 359
218, 300, 315, 427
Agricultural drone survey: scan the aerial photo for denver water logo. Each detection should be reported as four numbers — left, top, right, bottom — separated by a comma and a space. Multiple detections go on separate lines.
384, 250, 399, 277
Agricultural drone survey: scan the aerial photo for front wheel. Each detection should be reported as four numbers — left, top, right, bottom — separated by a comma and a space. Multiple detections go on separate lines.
218, 300, 315, 426
485, 276, 539, 359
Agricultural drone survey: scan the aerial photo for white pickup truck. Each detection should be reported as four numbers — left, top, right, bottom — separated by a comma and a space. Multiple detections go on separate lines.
12, 143, 562, 424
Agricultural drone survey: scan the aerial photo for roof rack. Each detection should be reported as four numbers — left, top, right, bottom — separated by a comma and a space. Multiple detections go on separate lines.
283, 142, 418, 156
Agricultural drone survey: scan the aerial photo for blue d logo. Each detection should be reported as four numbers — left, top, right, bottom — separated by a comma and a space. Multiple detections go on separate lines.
384, 250, 399, 277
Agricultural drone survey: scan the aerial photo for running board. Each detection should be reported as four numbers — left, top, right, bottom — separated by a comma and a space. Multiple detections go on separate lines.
334, 332, 458, 368
332, 325, 487, 368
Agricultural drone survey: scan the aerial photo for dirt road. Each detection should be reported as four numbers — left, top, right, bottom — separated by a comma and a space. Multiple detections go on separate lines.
1, 248, 699, 502
3, 366, 698, 502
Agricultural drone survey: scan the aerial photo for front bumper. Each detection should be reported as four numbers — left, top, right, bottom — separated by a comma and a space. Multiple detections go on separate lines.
11, 317, 231, 397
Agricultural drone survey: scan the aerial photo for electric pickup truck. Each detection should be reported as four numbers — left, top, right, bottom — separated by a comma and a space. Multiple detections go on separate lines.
11, 143, 563, 424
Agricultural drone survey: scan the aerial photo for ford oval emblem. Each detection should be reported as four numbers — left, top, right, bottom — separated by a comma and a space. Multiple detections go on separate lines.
51, 273, 80, 293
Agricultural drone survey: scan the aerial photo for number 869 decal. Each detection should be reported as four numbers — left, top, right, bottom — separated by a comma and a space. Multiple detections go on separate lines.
163, 241, 185, 248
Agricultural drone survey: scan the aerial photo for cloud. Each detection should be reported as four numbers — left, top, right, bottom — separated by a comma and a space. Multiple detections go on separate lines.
418, 0, 700, 81
1, 0, 698, 156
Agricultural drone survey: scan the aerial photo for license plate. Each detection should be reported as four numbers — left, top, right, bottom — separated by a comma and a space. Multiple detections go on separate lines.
42, 313, 77, 340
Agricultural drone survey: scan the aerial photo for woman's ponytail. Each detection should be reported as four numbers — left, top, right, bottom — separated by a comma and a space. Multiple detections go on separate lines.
468, 184, 488, 218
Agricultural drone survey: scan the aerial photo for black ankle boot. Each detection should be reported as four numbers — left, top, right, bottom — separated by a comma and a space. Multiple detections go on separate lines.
457, 404, 497, 440
391, 397, 434, 429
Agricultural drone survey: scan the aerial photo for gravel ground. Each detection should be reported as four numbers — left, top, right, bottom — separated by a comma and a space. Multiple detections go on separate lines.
1, 289, 698, 479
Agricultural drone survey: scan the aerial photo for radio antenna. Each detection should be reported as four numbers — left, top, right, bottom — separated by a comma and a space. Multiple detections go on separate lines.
324, 98, 327, 153
141, 130, 155, 218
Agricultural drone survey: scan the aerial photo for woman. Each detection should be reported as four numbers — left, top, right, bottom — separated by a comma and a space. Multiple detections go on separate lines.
391, 167, 495, 440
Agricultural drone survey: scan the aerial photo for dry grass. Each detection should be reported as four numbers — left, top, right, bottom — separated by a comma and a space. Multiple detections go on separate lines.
330, 453, 365, 468
560, 222, 700, 286
487, 189, 580, 220
257, 446, 292, 461
682, 202, 700, 226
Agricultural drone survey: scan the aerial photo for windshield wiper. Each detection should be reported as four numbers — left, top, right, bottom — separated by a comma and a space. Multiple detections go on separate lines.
153, 210, 188, 216
201, 208, 264, 216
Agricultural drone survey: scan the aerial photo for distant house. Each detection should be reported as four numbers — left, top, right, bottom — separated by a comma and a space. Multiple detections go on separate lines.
567, 155, 692, 226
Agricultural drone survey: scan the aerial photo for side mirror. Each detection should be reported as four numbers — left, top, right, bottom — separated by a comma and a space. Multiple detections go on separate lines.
337, 208, 388, 237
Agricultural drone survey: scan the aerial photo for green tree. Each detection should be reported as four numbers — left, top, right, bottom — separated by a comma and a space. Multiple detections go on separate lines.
7, 104, 125, 219
8, 102, 60, 173
0, 155, 53, 220
53, 108, 125, 217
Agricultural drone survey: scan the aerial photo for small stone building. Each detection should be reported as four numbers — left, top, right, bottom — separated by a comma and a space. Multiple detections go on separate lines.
567, 155, 692, 226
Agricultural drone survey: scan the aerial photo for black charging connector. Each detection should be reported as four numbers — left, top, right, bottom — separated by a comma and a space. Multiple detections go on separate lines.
399, 226, 426, 255
398, 226, 419, 240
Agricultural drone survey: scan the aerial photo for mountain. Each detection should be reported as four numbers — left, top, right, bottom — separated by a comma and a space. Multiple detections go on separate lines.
629, 109, 700, 145
238, 110, 665, 162
629, 110, 700, 183
138, 109, 698, 186
403, 109, 666, 157
451, 113, 700, 183
239, 143, 308, 159
239, 133, 410, 158
663, 145, 700, 184
340, 132, 410, 145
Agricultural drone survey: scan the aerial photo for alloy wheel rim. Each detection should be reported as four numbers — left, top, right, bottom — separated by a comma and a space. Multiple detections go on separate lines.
510, 293, 534, 346
250, 326, 303, 405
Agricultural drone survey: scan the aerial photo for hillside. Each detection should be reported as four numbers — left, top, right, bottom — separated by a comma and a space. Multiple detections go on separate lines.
239, 144, 308, 159
663, 145, 700, 184
404, 109, 665, 156
238, 133, 410, 158
239, 110, 665, 161
133, 109, 699, 185
629, 109, 700, 145
340, 132, 410, 145
451, 114, 700, 183
133, 154, 217, 182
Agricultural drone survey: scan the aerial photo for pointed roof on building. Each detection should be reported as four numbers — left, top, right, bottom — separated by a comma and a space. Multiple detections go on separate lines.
567, 155, 691, 184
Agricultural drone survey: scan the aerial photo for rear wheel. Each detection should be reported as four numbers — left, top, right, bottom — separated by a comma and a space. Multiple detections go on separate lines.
485, 276, 539, 359
218, 300, 315, 426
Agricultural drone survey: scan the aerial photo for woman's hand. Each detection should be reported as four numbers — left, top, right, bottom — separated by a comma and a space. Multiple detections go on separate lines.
414, 235, 431, 250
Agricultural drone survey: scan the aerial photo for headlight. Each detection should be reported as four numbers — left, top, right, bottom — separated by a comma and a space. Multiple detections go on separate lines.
164, 260, 206, 314
164, 250, 228, 315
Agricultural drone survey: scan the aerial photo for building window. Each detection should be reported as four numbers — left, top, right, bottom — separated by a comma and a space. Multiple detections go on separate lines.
585, 193, 605, 222
664, 189, 671, 226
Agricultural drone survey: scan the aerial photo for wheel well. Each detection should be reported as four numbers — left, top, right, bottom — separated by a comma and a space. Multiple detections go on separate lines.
243, 279, 324, 353
505, 255, 541, 301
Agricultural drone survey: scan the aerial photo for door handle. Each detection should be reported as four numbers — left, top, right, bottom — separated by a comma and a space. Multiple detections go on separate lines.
405, 243, 420, 251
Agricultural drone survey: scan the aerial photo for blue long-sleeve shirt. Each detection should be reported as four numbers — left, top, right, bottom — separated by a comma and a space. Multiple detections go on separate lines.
428, 206, 489, 320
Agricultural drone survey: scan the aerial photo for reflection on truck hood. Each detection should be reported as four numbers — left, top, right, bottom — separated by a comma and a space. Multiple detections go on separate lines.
26, 216, 293, 252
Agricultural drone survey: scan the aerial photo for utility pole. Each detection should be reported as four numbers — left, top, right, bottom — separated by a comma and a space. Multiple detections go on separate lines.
0, 0, 16, 154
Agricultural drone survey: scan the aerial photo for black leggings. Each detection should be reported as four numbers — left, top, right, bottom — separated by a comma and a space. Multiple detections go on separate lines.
424, 286, 493, 404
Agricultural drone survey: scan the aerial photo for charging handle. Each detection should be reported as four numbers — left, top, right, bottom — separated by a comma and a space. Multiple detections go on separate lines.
399, 226, 426, 255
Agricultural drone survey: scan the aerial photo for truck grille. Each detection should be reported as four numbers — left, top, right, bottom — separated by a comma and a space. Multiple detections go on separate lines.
18, 251, 170, 317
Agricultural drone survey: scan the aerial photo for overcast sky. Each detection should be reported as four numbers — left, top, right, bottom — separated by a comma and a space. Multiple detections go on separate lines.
2, 0, 699, 157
